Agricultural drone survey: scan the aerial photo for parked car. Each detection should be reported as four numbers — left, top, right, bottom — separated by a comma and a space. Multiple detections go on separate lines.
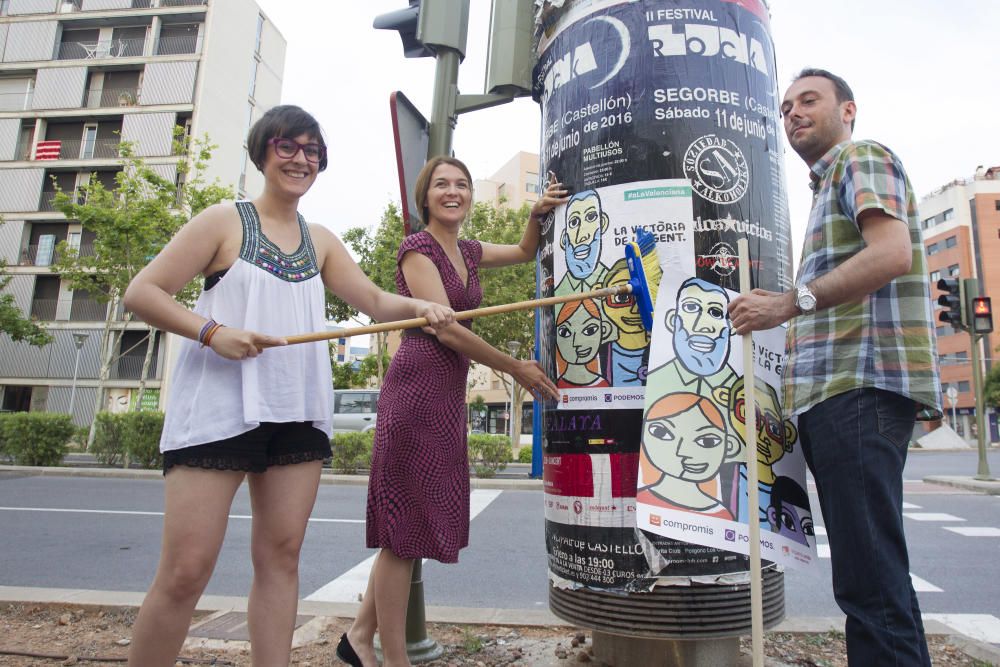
332, 389, 379, 433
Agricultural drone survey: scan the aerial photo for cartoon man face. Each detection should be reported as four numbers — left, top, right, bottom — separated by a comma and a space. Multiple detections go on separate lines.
555, 300, 613, 366
767, 477, 814, 547
642, 393, 741, 484
561, 190, 609, 280
666, 278, 731, 375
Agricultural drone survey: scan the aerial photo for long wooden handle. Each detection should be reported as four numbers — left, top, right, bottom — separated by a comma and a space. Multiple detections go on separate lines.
281, 284, 630, 345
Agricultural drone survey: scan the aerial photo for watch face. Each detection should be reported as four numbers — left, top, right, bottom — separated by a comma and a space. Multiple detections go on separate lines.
798, 291, 816, 312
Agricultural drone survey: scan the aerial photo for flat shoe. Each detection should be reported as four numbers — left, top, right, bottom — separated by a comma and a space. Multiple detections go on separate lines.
336, 632, 363, 667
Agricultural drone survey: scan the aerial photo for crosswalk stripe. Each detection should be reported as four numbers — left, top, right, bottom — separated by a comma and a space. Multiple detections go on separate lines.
909, 573, 942, 593
305, 489, 503, 602
903, 512, 965, 522
944, 527, 1000, 537
902, 501, 921, 510
924, 614, 1000, 644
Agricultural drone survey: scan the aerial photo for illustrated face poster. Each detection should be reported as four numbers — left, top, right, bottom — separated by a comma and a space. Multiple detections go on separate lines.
551, 179, 694, 410
635, 267, 816, 569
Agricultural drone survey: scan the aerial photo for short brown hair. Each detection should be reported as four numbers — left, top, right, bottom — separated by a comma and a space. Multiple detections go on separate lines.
413, 156, 473, 227
247, 105, 328, 172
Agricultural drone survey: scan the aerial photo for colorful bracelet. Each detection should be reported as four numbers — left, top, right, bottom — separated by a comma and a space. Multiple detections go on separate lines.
198, 319, 217, 345
200, 322, 223, 348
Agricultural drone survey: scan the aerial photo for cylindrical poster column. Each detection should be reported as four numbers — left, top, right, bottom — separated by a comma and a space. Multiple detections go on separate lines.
532, 0, 793, 597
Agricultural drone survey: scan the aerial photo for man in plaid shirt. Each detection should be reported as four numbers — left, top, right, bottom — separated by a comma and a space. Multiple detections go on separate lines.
729, 69, 941, 666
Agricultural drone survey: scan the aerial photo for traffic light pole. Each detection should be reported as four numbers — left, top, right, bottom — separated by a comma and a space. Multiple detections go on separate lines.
970, 330, 991, 480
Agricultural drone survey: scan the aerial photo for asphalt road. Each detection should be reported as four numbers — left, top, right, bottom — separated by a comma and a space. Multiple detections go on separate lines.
1, 450, 998, 640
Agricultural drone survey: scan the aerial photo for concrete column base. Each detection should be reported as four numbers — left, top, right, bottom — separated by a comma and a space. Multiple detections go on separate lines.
592, 631, 740, 667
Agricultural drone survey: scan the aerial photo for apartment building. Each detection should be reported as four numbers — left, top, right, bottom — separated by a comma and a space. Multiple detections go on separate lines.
922, 165, 1000, 443
0, 0, 285, 424
473, 150, 540, 211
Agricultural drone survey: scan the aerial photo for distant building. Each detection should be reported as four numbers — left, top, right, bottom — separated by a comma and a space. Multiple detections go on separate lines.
921, 166, 1000, 442
474, 150, 540, 211
0, 0, 286, 423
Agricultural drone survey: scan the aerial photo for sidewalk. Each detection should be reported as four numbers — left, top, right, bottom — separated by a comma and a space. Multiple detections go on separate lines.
3, 461, 1000, 665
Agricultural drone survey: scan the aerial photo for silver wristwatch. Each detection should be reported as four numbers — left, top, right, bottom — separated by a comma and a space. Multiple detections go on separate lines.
796, 284, 817, 315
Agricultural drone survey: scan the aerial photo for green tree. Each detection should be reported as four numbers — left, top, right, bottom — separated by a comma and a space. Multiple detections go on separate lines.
50, 132, 234, 444
0, 261, 52, 348
330, 204, 406, 385
985, 361, 1000, 410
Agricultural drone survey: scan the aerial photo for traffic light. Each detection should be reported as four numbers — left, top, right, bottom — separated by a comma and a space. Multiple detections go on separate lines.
373, 0, 468, 59
373, 1, 434, 58
971, 296, 993, 334
937, 277, 965, 330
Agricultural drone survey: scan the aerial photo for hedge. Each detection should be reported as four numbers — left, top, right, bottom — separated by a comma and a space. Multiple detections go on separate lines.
0, 412, 75, 466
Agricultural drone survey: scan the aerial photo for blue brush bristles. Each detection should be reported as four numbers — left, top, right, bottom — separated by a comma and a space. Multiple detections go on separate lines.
625, 228, 658, 332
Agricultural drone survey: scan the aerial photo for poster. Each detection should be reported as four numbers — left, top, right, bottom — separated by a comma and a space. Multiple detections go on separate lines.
534, 0, 796, 590
636, 268, 816, 569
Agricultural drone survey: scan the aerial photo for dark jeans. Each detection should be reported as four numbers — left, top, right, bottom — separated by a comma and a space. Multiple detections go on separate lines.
798, 388, 930, 667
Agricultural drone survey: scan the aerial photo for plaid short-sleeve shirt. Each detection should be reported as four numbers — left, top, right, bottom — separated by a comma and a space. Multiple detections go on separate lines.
784, 140, 942, 417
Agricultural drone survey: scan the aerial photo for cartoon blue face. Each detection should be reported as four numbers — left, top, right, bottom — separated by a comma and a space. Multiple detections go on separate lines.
562, 193, 604, 280
671, 282, 731, 375
769, 501, 814, 547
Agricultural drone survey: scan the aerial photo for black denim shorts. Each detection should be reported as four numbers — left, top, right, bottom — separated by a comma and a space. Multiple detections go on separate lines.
163, 421, 331, 475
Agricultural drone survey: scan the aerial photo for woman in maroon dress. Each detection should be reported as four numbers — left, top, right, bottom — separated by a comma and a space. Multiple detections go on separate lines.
338, 157, 565, 667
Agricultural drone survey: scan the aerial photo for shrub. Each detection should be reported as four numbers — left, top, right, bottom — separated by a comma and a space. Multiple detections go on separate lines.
330, 431, 373, 474
0, 418, 9, 463
467, 434, 512, 478
90, 411, 164, 468
0, 412, 74, 466
90, 412, 128, 466
517, 445, 533, 464
122, 411, 164, 469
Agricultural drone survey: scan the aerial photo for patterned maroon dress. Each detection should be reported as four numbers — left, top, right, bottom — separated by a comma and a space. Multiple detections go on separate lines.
366, 231, 483, 563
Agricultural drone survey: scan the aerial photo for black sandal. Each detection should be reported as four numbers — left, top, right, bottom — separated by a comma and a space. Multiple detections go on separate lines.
336, 633, 363, 667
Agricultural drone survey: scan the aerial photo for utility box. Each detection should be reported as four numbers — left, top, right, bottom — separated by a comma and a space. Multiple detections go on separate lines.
485, 0, 536, 96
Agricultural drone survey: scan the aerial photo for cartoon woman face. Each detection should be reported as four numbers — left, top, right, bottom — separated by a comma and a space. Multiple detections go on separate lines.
556, 300, 610, 365
643, 398, 737, 484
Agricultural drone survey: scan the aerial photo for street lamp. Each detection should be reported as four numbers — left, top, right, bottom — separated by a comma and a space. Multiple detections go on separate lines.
506, 340, 521, 448
68, 332, 89, 418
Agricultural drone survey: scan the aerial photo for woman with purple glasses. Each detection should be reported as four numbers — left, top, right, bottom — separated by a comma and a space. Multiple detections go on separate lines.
122, 105, 453, 667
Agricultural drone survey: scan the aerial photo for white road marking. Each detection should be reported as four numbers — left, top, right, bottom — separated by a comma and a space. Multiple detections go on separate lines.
0, 506, 363, 523
903, 512, 965, 522
944, 526, 1000, 537
902, 502, 921, 510
305, 489, 503, 602
924, 614, 1000, 644
909, 573, 942, 593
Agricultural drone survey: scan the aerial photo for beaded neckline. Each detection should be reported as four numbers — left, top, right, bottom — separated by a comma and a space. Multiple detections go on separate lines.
236, 201, 319, 283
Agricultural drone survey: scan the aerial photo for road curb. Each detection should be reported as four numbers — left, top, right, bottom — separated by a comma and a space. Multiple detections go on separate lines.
923, 475, 1000, 495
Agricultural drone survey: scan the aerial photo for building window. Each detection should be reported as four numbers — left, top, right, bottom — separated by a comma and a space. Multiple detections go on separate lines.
158, 23, 199, 56
921, 216, 935, 230
254, 14, 265, 55
248, 58, 259, 98
930, 270, 941, 283
935, 326, 951, 337
995, 200, 1000, 211
926, 242, 939, 256
525, 171, 539, 194
944, 235, 957, 249
958, 381, 970, 392
942, 208, 954, 221
956, 351, 968, 361
948, 264, 959, 277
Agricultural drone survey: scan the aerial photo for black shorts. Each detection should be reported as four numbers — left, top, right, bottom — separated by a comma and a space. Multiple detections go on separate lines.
163, 421, 331, 475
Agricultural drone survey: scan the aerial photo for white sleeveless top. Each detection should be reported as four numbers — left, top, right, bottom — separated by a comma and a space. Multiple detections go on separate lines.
160, 201, 333, 452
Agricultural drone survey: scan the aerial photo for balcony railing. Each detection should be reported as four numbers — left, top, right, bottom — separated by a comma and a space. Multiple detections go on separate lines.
85, 86, 141, 108
57, 37, 147, 60
39, 190, 79, 212
29, 299, 57, 321
155, 34, 200, 56
70, 299, 108, 321
20, 242, 95, 266
160, 0, 205, 6
34, 138, 121, 160
111, 355, 159, 380
0, 89, 33, 112
2, 0, 201, 14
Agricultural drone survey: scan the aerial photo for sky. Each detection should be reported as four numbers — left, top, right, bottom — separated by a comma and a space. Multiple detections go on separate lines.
251, 0, 1000, 269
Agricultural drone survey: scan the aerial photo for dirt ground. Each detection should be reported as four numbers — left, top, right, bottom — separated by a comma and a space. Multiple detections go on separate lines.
0, 603, 990, 666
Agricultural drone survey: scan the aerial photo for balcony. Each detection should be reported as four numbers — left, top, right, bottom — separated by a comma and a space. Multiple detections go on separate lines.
29, 299, 57, 321
110, 355, 159, 380
155, 34, 200, 56
85, 86, 141, 109
21, 242, 95, 266
70, 298, 108, 321
0, 89, 33, 112
57, 36, 147, 61
33, 138, 122, 161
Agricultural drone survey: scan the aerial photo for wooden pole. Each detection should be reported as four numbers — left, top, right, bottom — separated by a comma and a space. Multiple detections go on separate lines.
738, 238, 764, 667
